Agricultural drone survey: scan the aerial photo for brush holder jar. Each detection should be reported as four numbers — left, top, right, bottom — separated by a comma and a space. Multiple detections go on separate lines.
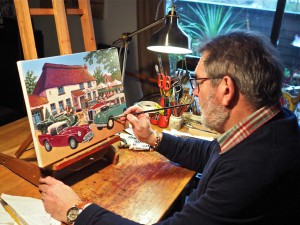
168, 115, 183, 130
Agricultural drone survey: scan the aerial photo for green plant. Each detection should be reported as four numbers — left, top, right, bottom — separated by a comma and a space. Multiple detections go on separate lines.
178, 3, 245, 55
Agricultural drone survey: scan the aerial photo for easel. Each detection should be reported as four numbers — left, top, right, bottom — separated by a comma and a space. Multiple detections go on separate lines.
0, 0, 119, 186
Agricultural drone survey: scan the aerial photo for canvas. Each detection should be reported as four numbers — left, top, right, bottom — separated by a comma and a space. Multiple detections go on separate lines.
17, 48, 126, 167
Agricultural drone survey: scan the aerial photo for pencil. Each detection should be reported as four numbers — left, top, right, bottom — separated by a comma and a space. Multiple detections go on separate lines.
113, 103, 192, 119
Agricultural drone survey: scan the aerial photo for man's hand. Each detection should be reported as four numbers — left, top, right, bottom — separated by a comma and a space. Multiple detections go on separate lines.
39, 176, 82, 223
119, 105, 157, 146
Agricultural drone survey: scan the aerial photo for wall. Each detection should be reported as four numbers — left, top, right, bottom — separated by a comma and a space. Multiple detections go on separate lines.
93, 0, 139, 74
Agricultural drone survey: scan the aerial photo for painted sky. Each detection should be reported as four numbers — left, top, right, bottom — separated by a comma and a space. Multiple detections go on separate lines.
18, 51, 112, 80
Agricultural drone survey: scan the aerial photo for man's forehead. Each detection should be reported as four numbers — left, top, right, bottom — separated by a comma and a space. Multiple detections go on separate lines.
195, 54, 207, 77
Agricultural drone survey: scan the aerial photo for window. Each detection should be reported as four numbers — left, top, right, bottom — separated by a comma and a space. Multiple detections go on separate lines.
58, 86, 65, 95
79, 83, 84, 89
58, 101, 64, 113
32, 111, 42, 128
66, 98, 71, 108
87, 92, 92, 100
167, 0, 299, 67
87, 81, 92, 88
50, 103, 56, 115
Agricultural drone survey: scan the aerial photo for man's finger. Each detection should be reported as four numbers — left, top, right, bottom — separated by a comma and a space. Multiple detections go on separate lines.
38, 184, 48, 193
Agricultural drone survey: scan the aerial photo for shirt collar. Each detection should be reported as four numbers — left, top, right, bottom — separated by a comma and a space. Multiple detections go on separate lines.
217, 104, 281, 154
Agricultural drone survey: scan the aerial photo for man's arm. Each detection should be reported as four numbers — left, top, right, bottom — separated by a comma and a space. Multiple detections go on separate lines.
155, 132, 218, 172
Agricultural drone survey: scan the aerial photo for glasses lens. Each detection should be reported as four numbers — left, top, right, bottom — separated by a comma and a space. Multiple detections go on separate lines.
190, 79, 197, 89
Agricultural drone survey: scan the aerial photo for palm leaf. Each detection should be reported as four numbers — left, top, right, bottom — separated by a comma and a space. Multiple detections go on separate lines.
179, 3, 245, 41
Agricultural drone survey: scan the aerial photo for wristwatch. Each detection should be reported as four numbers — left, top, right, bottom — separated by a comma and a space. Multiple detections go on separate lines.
66, 202, 91, 224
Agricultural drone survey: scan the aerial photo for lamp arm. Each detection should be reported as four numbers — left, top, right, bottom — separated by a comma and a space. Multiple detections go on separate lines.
112, 16, 165, 46
128, 16, 165, 39
113, 16, 166, 80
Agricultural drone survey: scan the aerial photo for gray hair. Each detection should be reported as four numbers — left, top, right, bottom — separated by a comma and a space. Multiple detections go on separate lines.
199, 30, 283, 109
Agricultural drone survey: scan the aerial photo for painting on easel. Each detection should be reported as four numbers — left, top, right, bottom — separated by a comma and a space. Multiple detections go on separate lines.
17, 48, 126, 168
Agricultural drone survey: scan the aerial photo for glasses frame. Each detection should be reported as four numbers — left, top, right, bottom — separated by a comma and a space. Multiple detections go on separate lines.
189, 77, 221, 92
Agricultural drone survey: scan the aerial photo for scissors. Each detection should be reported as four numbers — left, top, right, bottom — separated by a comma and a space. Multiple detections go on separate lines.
158, 73, 171, 97
171, 83, 183, 102
171, 77, 180, 87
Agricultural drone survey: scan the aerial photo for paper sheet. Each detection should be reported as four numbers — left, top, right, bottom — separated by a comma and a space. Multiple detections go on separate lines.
163, 129, 215, 141
1, 194, 60, 225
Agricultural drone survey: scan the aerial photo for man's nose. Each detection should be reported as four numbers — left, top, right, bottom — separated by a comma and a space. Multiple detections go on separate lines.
192, 88, 199, 97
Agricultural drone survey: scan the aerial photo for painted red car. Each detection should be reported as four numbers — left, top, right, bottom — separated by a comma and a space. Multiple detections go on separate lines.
38, 121, 94, 152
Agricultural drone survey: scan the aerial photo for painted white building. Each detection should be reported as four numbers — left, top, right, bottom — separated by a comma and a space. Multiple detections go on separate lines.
29, 63, 98, 126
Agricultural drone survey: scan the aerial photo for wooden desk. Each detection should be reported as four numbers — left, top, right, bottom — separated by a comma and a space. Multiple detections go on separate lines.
0, 117, 195, 224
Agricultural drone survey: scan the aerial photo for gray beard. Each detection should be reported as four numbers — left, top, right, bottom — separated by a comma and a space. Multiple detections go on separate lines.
201, 94, 229, 132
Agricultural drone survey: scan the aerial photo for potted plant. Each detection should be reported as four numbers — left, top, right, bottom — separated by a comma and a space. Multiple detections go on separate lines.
178, 3, 245, 56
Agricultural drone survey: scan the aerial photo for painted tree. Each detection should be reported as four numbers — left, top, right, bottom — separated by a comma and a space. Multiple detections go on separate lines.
25, 70, 37, 95
83, 48, 121, 83
45, 107, 51, 119
93, 67, 105, 84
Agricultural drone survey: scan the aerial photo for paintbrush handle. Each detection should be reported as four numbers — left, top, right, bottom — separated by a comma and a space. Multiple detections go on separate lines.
135, 103, 191, 115
113, 103, 191, 119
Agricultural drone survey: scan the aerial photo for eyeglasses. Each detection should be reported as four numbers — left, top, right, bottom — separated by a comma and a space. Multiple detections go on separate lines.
189, 77, 220, 91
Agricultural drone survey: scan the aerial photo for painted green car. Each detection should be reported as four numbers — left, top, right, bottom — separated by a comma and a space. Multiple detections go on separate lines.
90, 103, 126, 130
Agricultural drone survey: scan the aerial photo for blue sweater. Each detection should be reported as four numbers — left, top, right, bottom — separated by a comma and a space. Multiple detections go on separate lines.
75, 108, 300, 225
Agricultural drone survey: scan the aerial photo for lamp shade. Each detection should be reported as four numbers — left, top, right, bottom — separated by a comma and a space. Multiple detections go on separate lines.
147, 7, 192, 54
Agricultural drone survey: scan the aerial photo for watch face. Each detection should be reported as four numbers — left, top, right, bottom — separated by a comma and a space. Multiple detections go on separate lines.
67, 206, 79, 223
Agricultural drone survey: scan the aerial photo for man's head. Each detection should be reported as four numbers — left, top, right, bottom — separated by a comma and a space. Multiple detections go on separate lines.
193, 30, 284, 132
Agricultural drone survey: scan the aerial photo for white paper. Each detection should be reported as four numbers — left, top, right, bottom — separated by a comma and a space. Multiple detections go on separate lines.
163, 129, 214, 141
1, 194, 60, 225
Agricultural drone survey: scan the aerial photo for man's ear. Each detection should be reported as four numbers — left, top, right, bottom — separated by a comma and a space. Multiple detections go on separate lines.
218, 75, 235, 107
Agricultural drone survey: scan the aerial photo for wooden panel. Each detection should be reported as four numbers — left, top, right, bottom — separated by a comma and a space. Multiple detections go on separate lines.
52, 0, 72, 55
78, 0, 97, 51
30, 8, 83, 16
14, 0, 38, 60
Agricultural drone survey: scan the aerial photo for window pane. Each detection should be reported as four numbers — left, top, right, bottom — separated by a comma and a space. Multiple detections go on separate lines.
279, 2, 300, 125
168, 0, 280, 55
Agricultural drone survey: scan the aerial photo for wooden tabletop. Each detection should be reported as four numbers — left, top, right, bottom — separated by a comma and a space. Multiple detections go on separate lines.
0, 117, 195, 224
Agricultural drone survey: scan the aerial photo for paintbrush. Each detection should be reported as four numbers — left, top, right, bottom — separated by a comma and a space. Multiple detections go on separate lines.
112, 103, 192, 119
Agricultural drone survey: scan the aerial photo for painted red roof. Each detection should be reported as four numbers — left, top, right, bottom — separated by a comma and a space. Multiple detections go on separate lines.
29, 95, 49, 107
71, 89, 85, 97
90, 102, 105, 110
33, 63, 96, 95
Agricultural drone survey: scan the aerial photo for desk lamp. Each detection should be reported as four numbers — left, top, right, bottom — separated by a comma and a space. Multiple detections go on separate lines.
113, 4, 192, 79
147, 5, 192, 55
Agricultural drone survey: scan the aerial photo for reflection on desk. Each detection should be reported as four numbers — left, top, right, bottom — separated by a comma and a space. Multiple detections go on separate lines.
0, 117, 195, 224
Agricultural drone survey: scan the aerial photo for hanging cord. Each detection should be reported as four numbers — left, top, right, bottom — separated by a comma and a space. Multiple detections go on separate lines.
155, 0, 164, 20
